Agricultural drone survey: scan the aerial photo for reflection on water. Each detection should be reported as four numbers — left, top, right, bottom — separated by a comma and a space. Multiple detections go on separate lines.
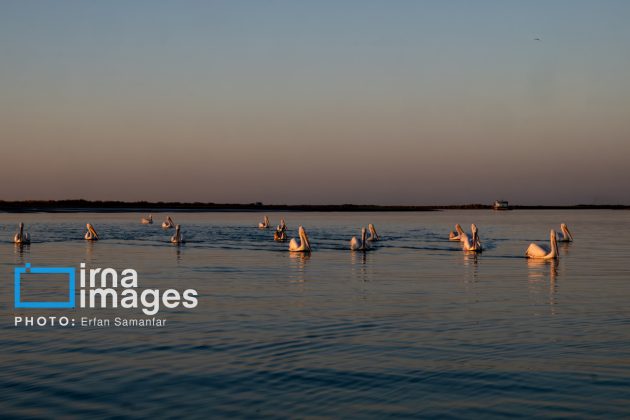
84, 240, 95, 262
526, 257, 558, 278
288, 251, 310, 284
1, 210, 630, 418
13, 243, 29, 262
173, 244, 183, 263
350, 249, 368, 266
527, 258, 559, 314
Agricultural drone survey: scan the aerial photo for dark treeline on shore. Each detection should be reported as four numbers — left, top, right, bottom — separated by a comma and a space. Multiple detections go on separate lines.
0, 200, 435, 212
0, 200, 628, 213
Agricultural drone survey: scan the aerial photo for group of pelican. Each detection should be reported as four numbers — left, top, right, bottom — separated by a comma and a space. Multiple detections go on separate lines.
140, 214, 184, 243
9, 215, 573, 261
449, 223, 482, 252
83, 216, 186, 244
449, 222, 573, 259
258, 216, 380, 252
524, 223, 573, 260
261, 216, 290, 242
260, 215, 310, 251
350, 224, 380, 251
10, 215, 184, 245
153, 215, 184, 244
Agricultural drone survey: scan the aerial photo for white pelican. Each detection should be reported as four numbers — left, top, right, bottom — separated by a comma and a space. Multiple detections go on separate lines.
274, 228, 287, 242
141, 214, 153, 224
162, 216, 175, 229
449, 224, 468, 241
171, 224, 184, 244
13, 222, 30, 244
556, 223, 573, 242
289, 226, 311, 252
258, 215, 270, 229
367, 223, 380, 241
84, 223, 99, 241
525, 229, 558, 260
461, 223, 482, 253
277, 218, 287, 231
350, 227, 370, 251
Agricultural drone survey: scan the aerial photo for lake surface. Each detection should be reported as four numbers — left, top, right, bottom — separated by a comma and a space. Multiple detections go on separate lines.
1, 210, 630, 418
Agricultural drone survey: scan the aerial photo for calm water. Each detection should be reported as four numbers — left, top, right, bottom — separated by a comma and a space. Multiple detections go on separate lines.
2, 210, 630, 418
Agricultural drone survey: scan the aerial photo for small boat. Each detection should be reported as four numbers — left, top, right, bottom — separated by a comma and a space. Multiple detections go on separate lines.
493, 200, 510, 210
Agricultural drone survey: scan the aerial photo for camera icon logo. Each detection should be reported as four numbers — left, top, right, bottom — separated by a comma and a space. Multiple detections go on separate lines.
14, 263, 76, 309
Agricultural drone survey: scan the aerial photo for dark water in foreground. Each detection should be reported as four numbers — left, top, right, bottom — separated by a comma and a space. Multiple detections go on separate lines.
1, 210, 630, 418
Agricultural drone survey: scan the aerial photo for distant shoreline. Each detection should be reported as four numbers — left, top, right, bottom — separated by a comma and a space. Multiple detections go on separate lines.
0, 200, 628, 213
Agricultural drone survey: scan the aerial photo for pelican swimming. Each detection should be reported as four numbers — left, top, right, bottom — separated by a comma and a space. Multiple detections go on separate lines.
274, 218, 287, 241
162, 216, 175, 229
171, 224, 184, 244
525, 229, 558, 260
84, 223, 99, 241
461, 223, 482, 253
556, 223, 573, 242
350, 227, 370, 251
141, 214, 153, 224
367, 223, 380, 241
289, 226, 311, 252
274, 228, 287, 242
449, 224, 468, 241
13, 222, 30, 244
258, 215, 270, 229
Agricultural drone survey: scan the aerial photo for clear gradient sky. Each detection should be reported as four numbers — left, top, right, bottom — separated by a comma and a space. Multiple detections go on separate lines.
1, 0, 629, 205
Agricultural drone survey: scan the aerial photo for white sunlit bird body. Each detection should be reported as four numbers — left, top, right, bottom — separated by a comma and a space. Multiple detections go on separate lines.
289, 226, 311, 252
461, 223, 482, 252
171, 224, 184, 244
350, 227, 370, 251
84, 223, 99, 241
13, 222, 30, 244
526, 229, 559, 260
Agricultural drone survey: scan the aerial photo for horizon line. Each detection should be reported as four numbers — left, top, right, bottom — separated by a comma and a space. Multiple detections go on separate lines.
1, 199, 628, 212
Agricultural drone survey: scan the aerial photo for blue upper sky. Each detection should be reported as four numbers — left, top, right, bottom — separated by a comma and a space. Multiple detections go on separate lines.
1, 0, 629, 204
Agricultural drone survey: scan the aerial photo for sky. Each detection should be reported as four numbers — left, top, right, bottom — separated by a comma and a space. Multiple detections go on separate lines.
1, 0, 629, 205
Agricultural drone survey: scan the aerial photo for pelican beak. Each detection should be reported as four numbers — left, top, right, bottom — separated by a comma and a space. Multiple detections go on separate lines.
301, 228, 311, 250
550, 229, 558, 256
